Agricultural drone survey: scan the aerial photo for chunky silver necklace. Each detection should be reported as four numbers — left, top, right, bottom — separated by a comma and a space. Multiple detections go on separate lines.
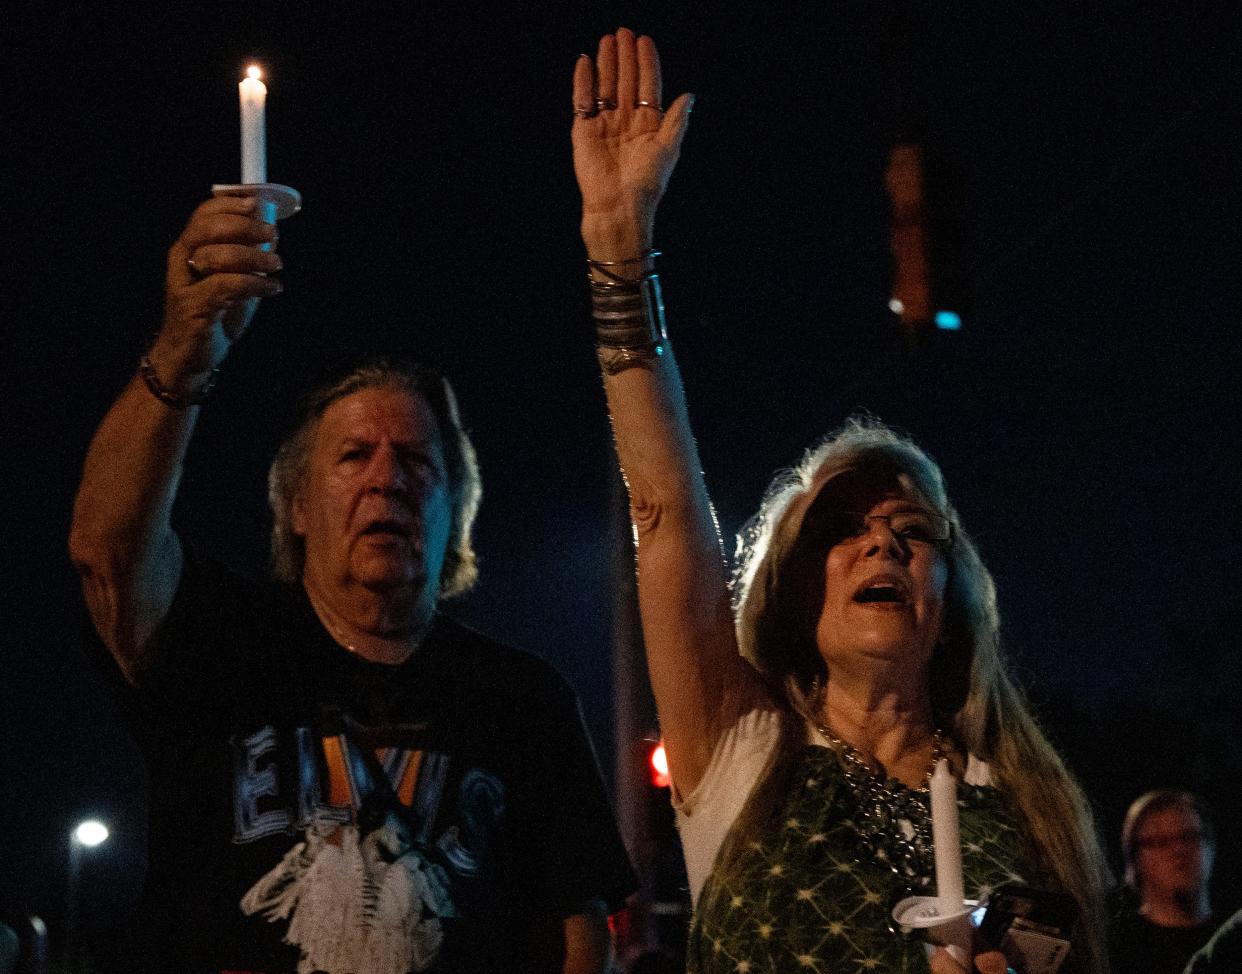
812, 720, 944, 883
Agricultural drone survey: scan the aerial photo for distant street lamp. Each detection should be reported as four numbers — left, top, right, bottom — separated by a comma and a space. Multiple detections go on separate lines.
67, 819, 109, 964
73, 820, 108, 848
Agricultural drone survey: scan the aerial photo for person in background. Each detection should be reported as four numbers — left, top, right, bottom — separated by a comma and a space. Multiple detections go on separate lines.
1110, 790, 1216, 974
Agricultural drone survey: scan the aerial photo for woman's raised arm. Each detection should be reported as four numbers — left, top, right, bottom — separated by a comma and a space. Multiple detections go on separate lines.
572, 29, 767, 796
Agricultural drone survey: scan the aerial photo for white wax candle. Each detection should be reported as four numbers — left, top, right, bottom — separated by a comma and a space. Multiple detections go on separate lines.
931, 758, 965, 915
239, 65, 267, 184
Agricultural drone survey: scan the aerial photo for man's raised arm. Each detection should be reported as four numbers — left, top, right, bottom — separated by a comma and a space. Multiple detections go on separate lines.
69, 193, 282, 683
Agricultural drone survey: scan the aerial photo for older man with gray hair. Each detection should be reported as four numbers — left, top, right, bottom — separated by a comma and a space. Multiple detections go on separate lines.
69, 194, 634, 973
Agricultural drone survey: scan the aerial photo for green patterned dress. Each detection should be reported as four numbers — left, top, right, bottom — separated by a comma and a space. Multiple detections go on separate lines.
687, 743, 1033, 973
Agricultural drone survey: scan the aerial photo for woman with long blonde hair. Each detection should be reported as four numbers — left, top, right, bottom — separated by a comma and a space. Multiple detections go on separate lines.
570, 28, 1109, 973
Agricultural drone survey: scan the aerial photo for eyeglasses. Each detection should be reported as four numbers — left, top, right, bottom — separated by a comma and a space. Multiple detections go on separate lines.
820, 509, 953, 547
1137, 829, 1207, 852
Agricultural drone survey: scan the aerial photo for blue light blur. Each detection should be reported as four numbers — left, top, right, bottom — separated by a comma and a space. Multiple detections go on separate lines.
935, 310, 962, 330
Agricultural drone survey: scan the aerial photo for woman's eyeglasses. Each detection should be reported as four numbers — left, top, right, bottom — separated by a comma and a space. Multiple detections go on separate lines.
820, 509, 953, 547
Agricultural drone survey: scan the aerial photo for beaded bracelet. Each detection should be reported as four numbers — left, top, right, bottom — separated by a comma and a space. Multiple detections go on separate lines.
138, 354, 220, 409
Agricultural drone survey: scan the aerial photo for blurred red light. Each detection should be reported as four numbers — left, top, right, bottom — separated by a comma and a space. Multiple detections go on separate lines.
649, 741, 670, 789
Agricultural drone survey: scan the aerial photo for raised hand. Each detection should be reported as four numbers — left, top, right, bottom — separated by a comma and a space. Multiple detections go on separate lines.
151, 193, 283, 395
572, 28, 693, 257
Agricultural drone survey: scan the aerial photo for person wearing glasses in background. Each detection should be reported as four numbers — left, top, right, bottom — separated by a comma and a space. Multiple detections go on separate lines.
1111, 790, 1216, 974
569, 27, 1111, 974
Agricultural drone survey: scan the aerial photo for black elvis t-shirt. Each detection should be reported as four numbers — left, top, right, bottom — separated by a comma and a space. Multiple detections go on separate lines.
109, 552, 635, 973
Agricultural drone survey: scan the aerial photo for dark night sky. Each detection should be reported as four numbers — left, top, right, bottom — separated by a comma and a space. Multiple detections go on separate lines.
3, 0, 1241, 937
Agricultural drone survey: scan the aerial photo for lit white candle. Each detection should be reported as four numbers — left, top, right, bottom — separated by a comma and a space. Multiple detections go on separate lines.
239, 65, 267, 184
931, 758, 965, 916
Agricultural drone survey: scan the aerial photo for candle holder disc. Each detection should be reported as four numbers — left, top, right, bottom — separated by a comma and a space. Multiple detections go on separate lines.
211, 183, 302, 222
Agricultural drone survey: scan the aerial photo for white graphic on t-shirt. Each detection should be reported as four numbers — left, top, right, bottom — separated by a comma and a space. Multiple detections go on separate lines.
241, 810, 455, 974
232, 726, 506, 973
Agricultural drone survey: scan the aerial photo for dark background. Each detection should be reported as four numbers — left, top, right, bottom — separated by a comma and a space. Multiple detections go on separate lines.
3, 0, 1241, 955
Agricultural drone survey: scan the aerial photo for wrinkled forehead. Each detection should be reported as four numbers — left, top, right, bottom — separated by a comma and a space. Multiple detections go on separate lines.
820, 465, 920, 509
786, 461, 938, 546
314, 385, 443, 449
1140, 803, 1204, 837
808, 461, 933, 516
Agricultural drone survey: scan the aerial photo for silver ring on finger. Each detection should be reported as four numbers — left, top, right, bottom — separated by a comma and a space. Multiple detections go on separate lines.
186, 257, 206, 280
572, 104, 595, 119
594, 97, 616, 112
634, 100, 664, 114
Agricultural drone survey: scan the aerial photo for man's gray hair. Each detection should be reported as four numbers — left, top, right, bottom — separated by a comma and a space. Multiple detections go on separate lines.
267, 357, 482, 598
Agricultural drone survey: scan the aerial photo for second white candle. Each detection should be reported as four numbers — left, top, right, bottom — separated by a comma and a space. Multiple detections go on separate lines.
931, 758, 965, 916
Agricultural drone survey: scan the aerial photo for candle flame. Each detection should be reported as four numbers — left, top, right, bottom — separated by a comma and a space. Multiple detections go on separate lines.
246, 65, 262, 80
